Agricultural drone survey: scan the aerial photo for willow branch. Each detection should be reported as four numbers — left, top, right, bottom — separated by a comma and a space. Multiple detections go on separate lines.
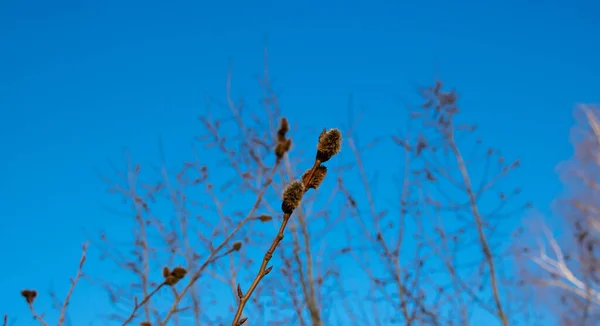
231, 160, 321, 325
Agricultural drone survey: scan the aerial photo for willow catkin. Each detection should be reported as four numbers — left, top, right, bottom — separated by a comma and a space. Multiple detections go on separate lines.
171, 267, 187, 279
302, 165, 328, 190
164, 266, 188, 286
281, 180, 305, 214
316, 128, 342, 163
278, 117, 290, 141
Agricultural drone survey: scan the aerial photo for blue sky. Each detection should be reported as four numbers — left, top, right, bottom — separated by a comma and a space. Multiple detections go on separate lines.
1, 0, 599, 325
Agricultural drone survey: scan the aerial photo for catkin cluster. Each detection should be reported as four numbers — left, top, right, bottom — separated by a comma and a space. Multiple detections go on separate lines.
162, 266, 188, 286
281, 128, 342, 215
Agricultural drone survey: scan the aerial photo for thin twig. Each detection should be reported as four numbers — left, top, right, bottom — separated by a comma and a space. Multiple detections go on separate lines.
347, 137, 412, 323
159, 162, 281, 325
57, 243, 88, 326
282, 155, 323, 326
27, 303, 48, 326
448, 133, 508, 326
121, 283, 166, 325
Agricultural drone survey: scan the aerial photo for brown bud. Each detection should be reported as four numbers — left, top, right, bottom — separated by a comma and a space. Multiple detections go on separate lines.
264, 265, 274, 275
20, 290, 37, 304
171, 266, 187, 279
258, 214, 273, 222
237, 283, 243, 298
233, 242, 243, 251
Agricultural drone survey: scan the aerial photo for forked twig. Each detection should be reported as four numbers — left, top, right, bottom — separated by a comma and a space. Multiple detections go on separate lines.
121, 283, 166, 325
21, 243, 88, 326
159, 163, 280, 325
26, 302, 48, 326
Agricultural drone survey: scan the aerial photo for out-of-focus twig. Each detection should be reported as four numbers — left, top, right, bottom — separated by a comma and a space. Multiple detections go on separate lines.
57, 243, 88, 326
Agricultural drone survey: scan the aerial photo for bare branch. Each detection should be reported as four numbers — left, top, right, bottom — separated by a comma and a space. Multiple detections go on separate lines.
57, 243, 89, 326
161, 162, 282, 325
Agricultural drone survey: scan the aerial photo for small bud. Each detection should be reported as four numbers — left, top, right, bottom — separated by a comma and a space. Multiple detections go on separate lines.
316, 128, 342, 162
237, 283, 243, 298
258, 214, 273, 222
264, 265, 274, 275
171, 266, 187, 279
239, 317, 248, 325
302, 165, 328, 189
140, 322, 152, 326
281, 180, 305, 214
162, 267, 170, 278
233, 242, 243, 251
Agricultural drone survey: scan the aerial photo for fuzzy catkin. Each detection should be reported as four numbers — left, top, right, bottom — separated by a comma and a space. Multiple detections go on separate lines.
316, 128, 342, 162
281, 180, 305, 214
302, 165, 328, 189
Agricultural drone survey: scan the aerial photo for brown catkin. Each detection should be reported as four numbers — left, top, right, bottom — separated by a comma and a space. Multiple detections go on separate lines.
274, 143, 286, 159
275, 139, 292, 159
281, 180, 305, 214
278, 117, 290, 141
164, 276, 178, 286
20, 290, 37, 304
302, 165, 328, 189
171, 267, 187, 279
316, 128, 342, 162
165, 266, 187, 286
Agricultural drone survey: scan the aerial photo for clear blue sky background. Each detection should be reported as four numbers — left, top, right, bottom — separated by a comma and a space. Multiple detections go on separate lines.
1, 0, 599, 325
